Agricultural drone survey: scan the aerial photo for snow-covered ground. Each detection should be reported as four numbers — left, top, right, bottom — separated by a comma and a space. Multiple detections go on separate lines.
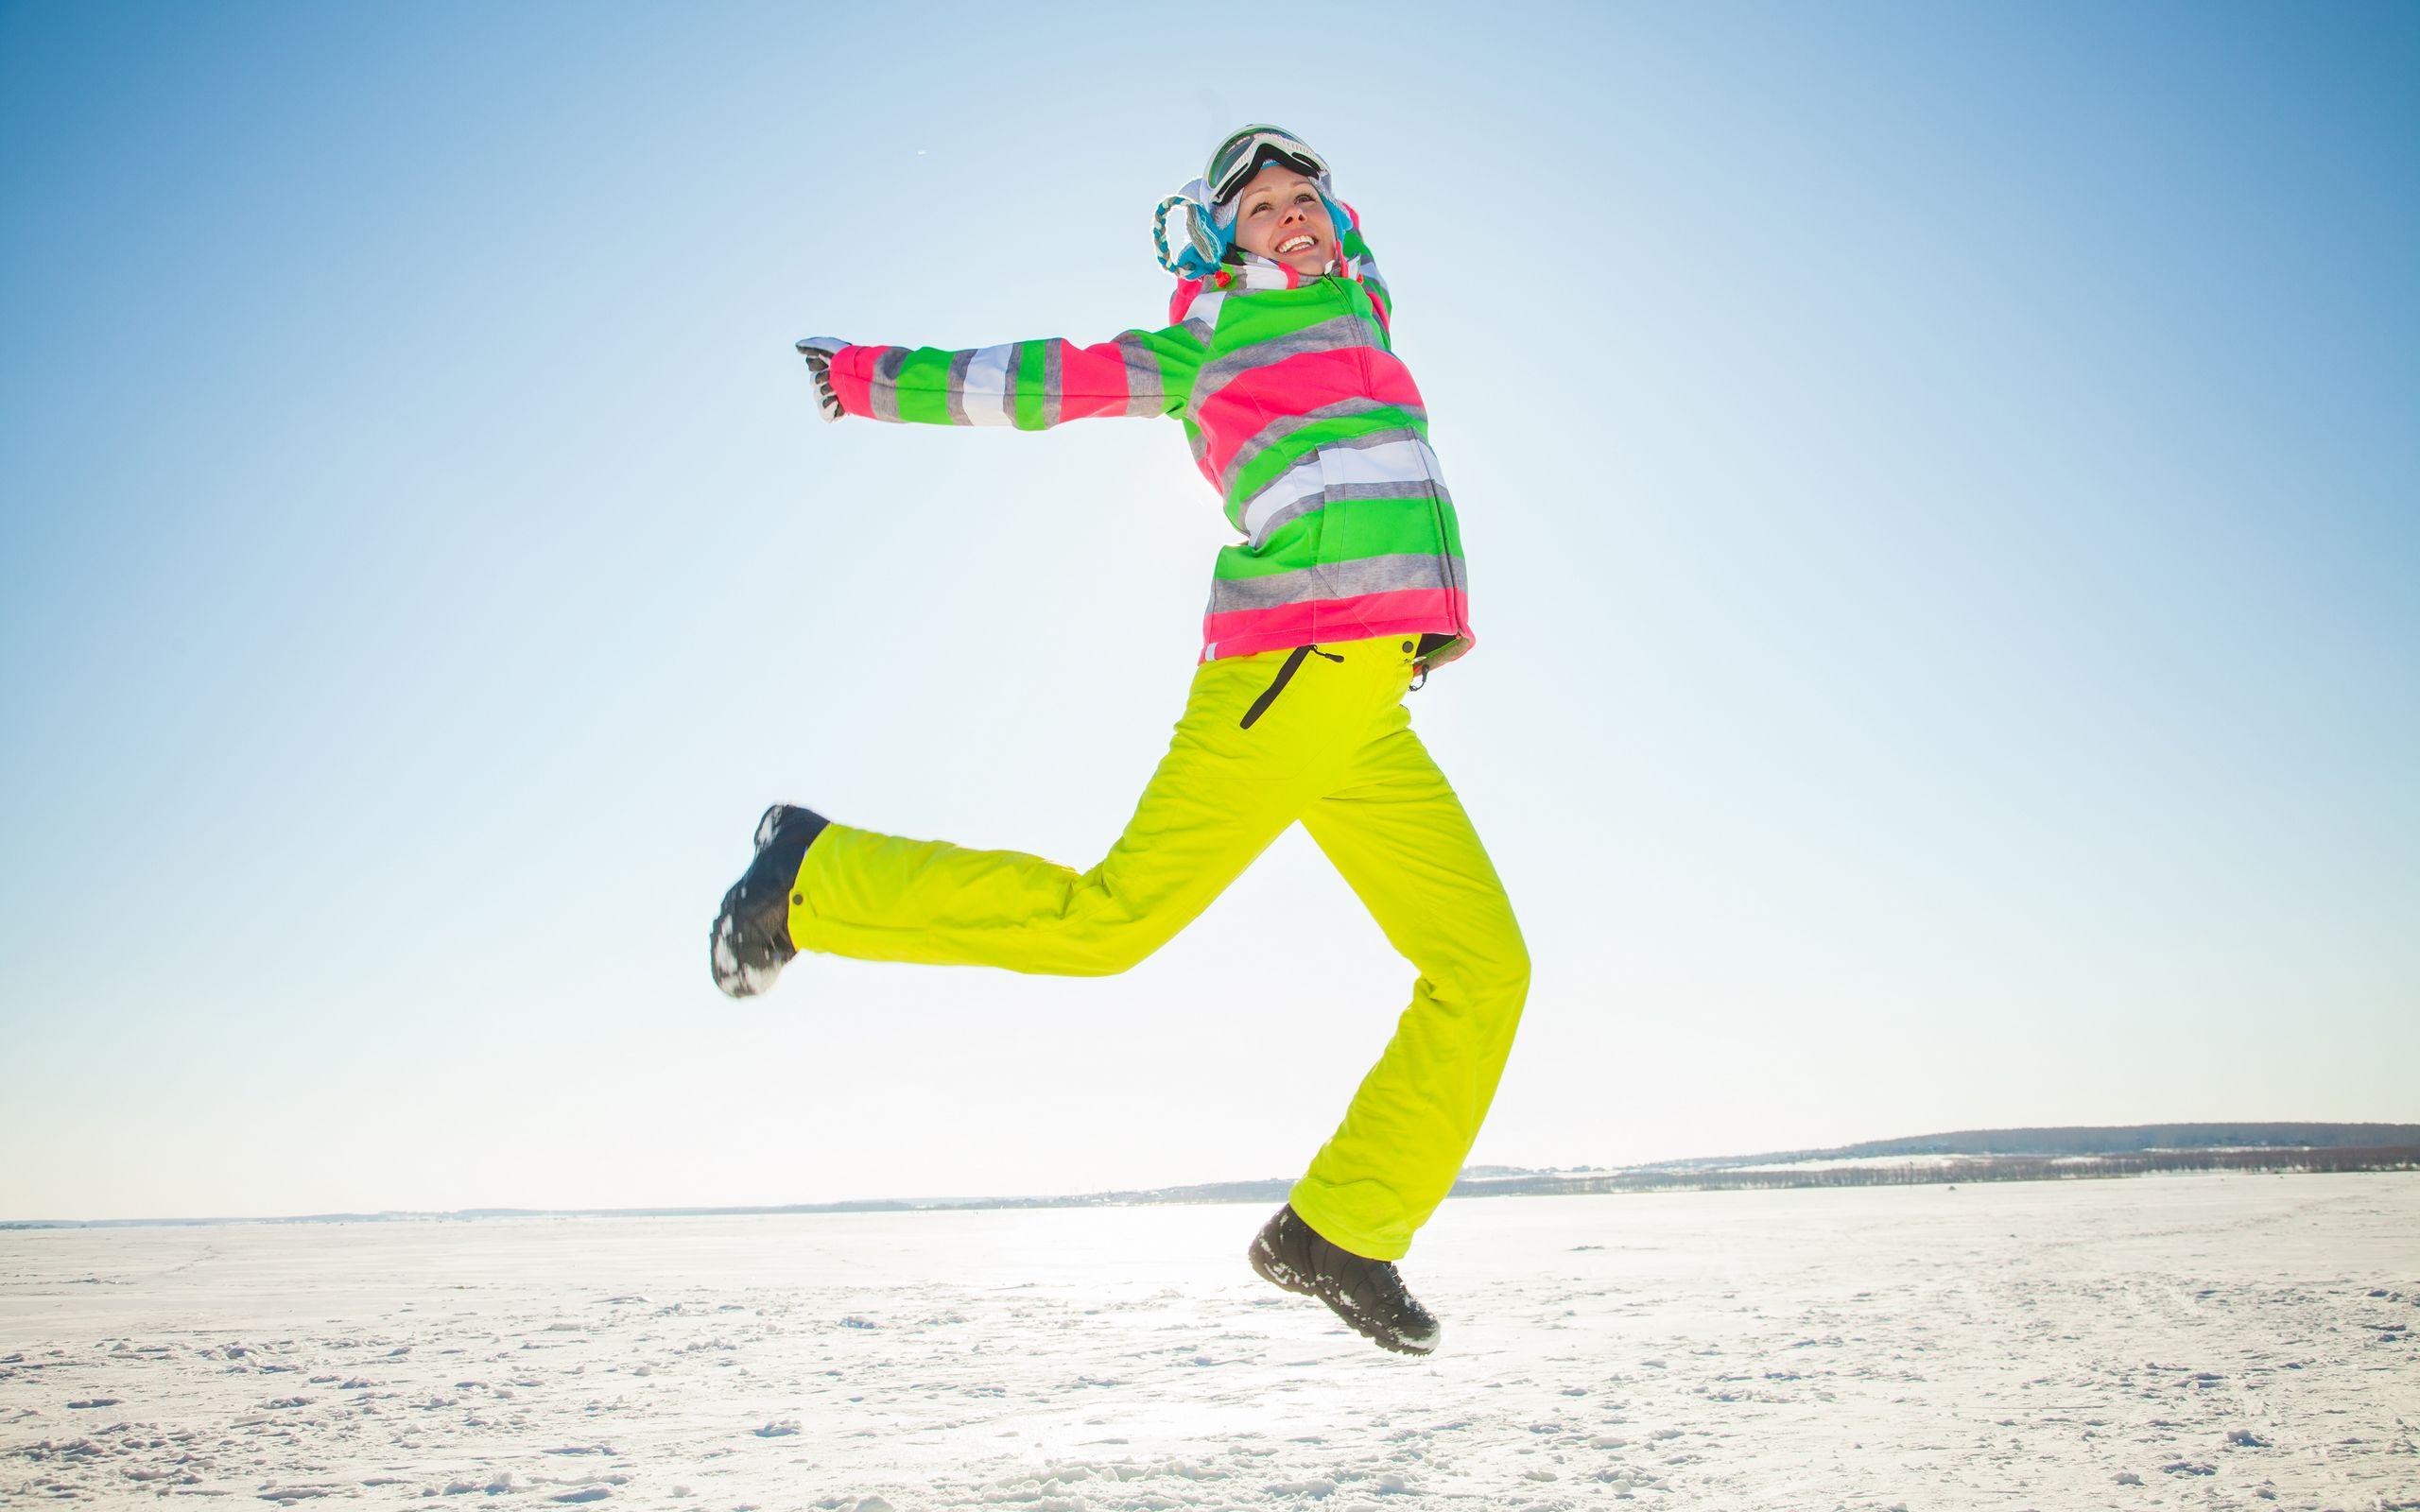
4, 1174, 2415, 1510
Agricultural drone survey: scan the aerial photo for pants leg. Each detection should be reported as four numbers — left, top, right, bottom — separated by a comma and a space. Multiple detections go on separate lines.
785, 636, 1409, 976
1288, 707, 1531, 1262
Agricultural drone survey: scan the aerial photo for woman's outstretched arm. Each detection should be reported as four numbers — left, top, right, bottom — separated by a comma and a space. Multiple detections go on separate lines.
798, 319, 1210, 429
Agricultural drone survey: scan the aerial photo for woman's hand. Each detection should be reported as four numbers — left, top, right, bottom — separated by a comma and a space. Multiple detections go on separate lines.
794, 336, 848, 422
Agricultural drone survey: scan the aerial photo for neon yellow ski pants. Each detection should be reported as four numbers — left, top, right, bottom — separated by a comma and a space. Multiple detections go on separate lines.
785, 633, 1529, 1261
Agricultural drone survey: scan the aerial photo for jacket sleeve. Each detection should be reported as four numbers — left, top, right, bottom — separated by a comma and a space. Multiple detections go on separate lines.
822, 320, 1209, 429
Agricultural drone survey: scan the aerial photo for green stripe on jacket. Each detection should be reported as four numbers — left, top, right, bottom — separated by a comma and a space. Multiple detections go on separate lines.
1212, 495, 1465, 578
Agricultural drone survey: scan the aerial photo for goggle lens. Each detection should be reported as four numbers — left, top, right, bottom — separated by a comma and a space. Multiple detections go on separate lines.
1208, 128, 1328, 203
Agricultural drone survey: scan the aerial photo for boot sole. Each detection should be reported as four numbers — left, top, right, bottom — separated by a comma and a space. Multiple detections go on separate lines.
710, 899, 781, 999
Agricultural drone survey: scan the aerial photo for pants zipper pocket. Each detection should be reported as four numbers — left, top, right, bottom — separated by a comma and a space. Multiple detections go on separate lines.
1239, 644, 1342, 729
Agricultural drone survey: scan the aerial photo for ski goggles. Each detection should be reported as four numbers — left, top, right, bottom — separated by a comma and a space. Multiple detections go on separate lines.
1205, 125, 1330, 206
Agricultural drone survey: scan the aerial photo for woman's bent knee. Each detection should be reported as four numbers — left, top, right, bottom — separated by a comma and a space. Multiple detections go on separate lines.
1021, 914, 1177, 977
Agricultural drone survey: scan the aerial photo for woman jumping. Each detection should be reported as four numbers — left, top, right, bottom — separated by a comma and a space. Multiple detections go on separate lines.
710, 125, 1530, 1356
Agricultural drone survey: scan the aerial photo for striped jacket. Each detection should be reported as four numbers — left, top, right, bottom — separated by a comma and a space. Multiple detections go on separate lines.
820, 217, 1472, 670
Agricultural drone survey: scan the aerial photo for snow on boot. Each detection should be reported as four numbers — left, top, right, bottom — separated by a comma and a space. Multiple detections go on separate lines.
1248, 1203, 1441, 1356
709, 802, 828, 998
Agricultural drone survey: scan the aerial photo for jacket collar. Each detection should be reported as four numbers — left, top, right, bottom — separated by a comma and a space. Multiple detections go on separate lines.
1169, 249, 1371, 324
1218, 248, 1365, 291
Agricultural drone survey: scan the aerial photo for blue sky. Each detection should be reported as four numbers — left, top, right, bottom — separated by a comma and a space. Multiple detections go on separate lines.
2, 0, 2412, 1221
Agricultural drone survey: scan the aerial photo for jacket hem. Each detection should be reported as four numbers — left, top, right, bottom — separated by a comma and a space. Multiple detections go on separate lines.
1201, 617, 1474, 666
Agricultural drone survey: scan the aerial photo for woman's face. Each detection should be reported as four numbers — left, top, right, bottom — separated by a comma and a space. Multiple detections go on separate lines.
1229, 163, 1336, 275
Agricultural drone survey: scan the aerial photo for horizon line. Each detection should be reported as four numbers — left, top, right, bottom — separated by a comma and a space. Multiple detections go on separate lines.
9, 1118, 2415, 1230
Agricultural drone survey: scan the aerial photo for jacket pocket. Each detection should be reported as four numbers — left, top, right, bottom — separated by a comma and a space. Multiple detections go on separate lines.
1239, 644, 1313, 730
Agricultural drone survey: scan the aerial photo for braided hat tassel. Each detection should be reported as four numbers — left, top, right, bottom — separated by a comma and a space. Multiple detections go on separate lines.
1152, 179, 1230, 279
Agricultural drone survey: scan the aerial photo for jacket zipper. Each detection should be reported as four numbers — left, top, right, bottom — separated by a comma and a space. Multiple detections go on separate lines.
1426, 483, 1461, 649
1334, 274, 1466, 666
1240, 644, 1342, 729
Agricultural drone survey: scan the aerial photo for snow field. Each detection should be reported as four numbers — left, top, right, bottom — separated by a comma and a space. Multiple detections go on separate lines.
3, 1173, 2415, 1509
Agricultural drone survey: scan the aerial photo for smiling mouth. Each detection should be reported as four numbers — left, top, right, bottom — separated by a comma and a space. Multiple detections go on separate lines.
1276, 234, 1318, 255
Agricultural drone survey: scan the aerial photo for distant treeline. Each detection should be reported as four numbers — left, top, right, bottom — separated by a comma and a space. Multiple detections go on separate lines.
1450, 1143, 2420, 1198
1678, 1122, 2420, 1170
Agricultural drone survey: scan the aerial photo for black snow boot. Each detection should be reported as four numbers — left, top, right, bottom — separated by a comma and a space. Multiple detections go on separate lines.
1249, 1203, 1442, 1356
709, 802, 829, 998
